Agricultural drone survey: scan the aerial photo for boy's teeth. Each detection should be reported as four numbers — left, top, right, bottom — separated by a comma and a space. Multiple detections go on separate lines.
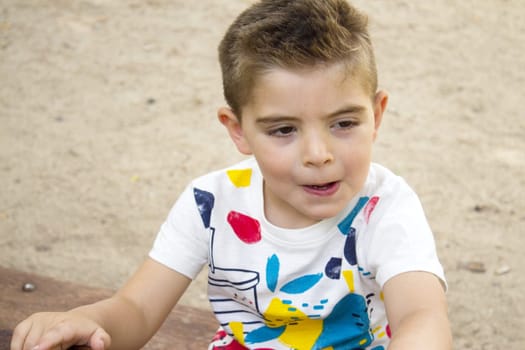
311, 183, 331, 189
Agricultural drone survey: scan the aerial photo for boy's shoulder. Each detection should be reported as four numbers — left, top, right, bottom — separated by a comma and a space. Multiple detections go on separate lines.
364, 162, 423, 212
366, 162, 406, 194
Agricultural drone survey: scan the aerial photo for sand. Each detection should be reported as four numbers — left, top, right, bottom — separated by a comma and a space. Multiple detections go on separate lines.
1, 1, 524, 349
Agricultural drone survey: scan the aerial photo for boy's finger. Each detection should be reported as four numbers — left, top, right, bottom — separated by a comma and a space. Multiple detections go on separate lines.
89, 328, 111, 350
11, 318, 43, 350
21, 325, 43, 350
10, 319, 33, 350
36, 322, 87, 350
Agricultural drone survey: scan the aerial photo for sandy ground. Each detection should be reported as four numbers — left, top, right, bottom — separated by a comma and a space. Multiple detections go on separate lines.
1, 1, 524, 349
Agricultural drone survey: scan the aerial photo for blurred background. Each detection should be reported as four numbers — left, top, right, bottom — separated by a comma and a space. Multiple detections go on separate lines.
1, 1, 524, 349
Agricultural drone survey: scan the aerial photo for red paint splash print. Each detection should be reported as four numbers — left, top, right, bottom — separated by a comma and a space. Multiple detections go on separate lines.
364, 196, 380, 223
227, 211, 262, 244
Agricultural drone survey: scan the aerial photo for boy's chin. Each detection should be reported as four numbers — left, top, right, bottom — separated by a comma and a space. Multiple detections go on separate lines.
302, 207, 345, 223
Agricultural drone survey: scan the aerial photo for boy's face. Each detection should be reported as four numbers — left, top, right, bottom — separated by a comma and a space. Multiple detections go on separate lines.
219, 63, 388, 229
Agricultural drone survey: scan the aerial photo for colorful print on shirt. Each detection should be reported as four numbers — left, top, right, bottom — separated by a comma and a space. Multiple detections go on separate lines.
193, 168, 389, 350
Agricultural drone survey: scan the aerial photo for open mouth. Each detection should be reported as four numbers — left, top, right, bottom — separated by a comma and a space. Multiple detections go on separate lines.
303, 181, 340, 195
307, 183, 336, 190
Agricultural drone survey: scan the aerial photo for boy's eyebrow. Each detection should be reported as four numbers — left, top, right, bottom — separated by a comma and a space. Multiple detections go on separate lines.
326, 105, 367, 117
255, 104, 367, 124
255, 115, 298, 124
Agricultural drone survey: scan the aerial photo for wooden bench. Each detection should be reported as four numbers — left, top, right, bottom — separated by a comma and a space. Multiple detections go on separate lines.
0, 267, 218, 349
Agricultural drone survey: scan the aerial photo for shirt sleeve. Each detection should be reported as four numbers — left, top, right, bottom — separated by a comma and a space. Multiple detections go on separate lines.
148, 184, 209, 280
357, 177, 447, 290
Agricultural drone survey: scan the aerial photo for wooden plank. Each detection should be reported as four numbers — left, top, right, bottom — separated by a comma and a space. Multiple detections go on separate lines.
0, 267, 218, 350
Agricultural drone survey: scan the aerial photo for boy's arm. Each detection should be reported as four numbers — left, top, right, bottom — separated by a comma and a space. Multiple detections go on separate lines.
383, 271, 452, 350
11, 258, 192, 350
79, 258, 192, 349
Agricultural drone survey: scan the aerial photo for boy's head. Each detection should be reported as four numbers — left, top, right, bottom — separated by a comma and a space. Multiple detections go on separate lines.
218, 0, 377, 118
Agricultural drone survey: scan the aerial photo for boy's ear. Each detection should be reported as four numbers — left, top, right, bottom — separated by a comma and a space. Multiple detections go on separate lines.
372, 90, 388, 141
217, 107, 252, 155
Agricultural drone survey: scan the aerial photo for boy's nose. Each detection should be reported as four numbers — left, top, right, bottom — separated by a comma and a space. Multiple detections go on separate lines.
302, 132, 334, 167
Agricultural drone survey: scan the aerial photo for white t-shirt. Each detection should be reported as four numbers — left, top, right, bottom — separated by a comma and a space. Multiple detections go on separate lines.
149, 157, 445, 349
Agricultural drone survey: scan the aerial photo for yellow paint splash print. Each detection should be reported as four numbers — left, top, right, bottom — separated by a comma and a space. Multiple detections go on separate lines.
263, 298, 323, 349
227, 168, 252, 188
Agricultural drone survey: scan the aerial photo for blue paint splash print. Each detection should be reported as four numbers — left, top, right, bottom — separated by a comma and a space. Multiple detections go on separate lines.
337, 196, 369, 235
245, 324, 286, 344
264, 254, 323, 295
280, 273, 324, 294
193, 187, 215, 228
325, 257, 342, 279
266, 254, 280, 292
344, 227, 358, 266
314, 293, 373, 349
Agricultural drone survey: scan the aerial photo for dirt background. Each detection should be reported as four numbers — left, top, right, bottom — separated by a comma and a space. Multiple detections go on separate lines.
1, 1, 524, 349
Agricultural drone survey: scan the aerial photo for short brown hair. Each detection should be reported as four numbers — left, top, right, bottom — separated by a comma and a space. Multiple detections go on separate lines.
218, 0, 377, 117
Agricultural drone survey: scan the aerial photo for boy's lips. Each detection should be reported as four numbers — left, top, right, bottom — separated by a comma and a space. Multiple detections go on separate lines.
302, 181, 340, 196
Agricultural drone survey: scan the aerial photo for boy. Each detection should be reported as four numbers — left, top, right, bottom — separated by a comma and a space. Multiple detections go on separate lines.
11, 0, 451, 349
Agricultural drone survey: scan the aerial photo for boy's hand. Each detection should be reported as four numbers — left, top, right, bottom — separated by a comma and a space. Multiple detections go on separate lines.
10, 311, 111, 350
10, 259, 192, 350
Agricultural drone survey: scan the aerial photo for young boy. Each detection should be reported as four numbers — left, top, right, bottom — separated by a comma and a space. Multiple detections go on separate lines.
11, 1, 451, 349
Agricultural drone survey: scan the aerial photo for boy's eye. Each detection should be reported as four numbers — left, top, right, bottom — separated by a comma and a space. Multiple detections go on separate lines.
268, 126, 296, 137
333, 120, 358, 129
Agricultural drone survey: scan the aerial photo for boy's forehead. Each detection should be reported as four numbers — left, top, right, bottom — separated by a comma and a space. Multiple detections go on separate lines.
242, 63, 374, 117
250, 63, 373, 100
